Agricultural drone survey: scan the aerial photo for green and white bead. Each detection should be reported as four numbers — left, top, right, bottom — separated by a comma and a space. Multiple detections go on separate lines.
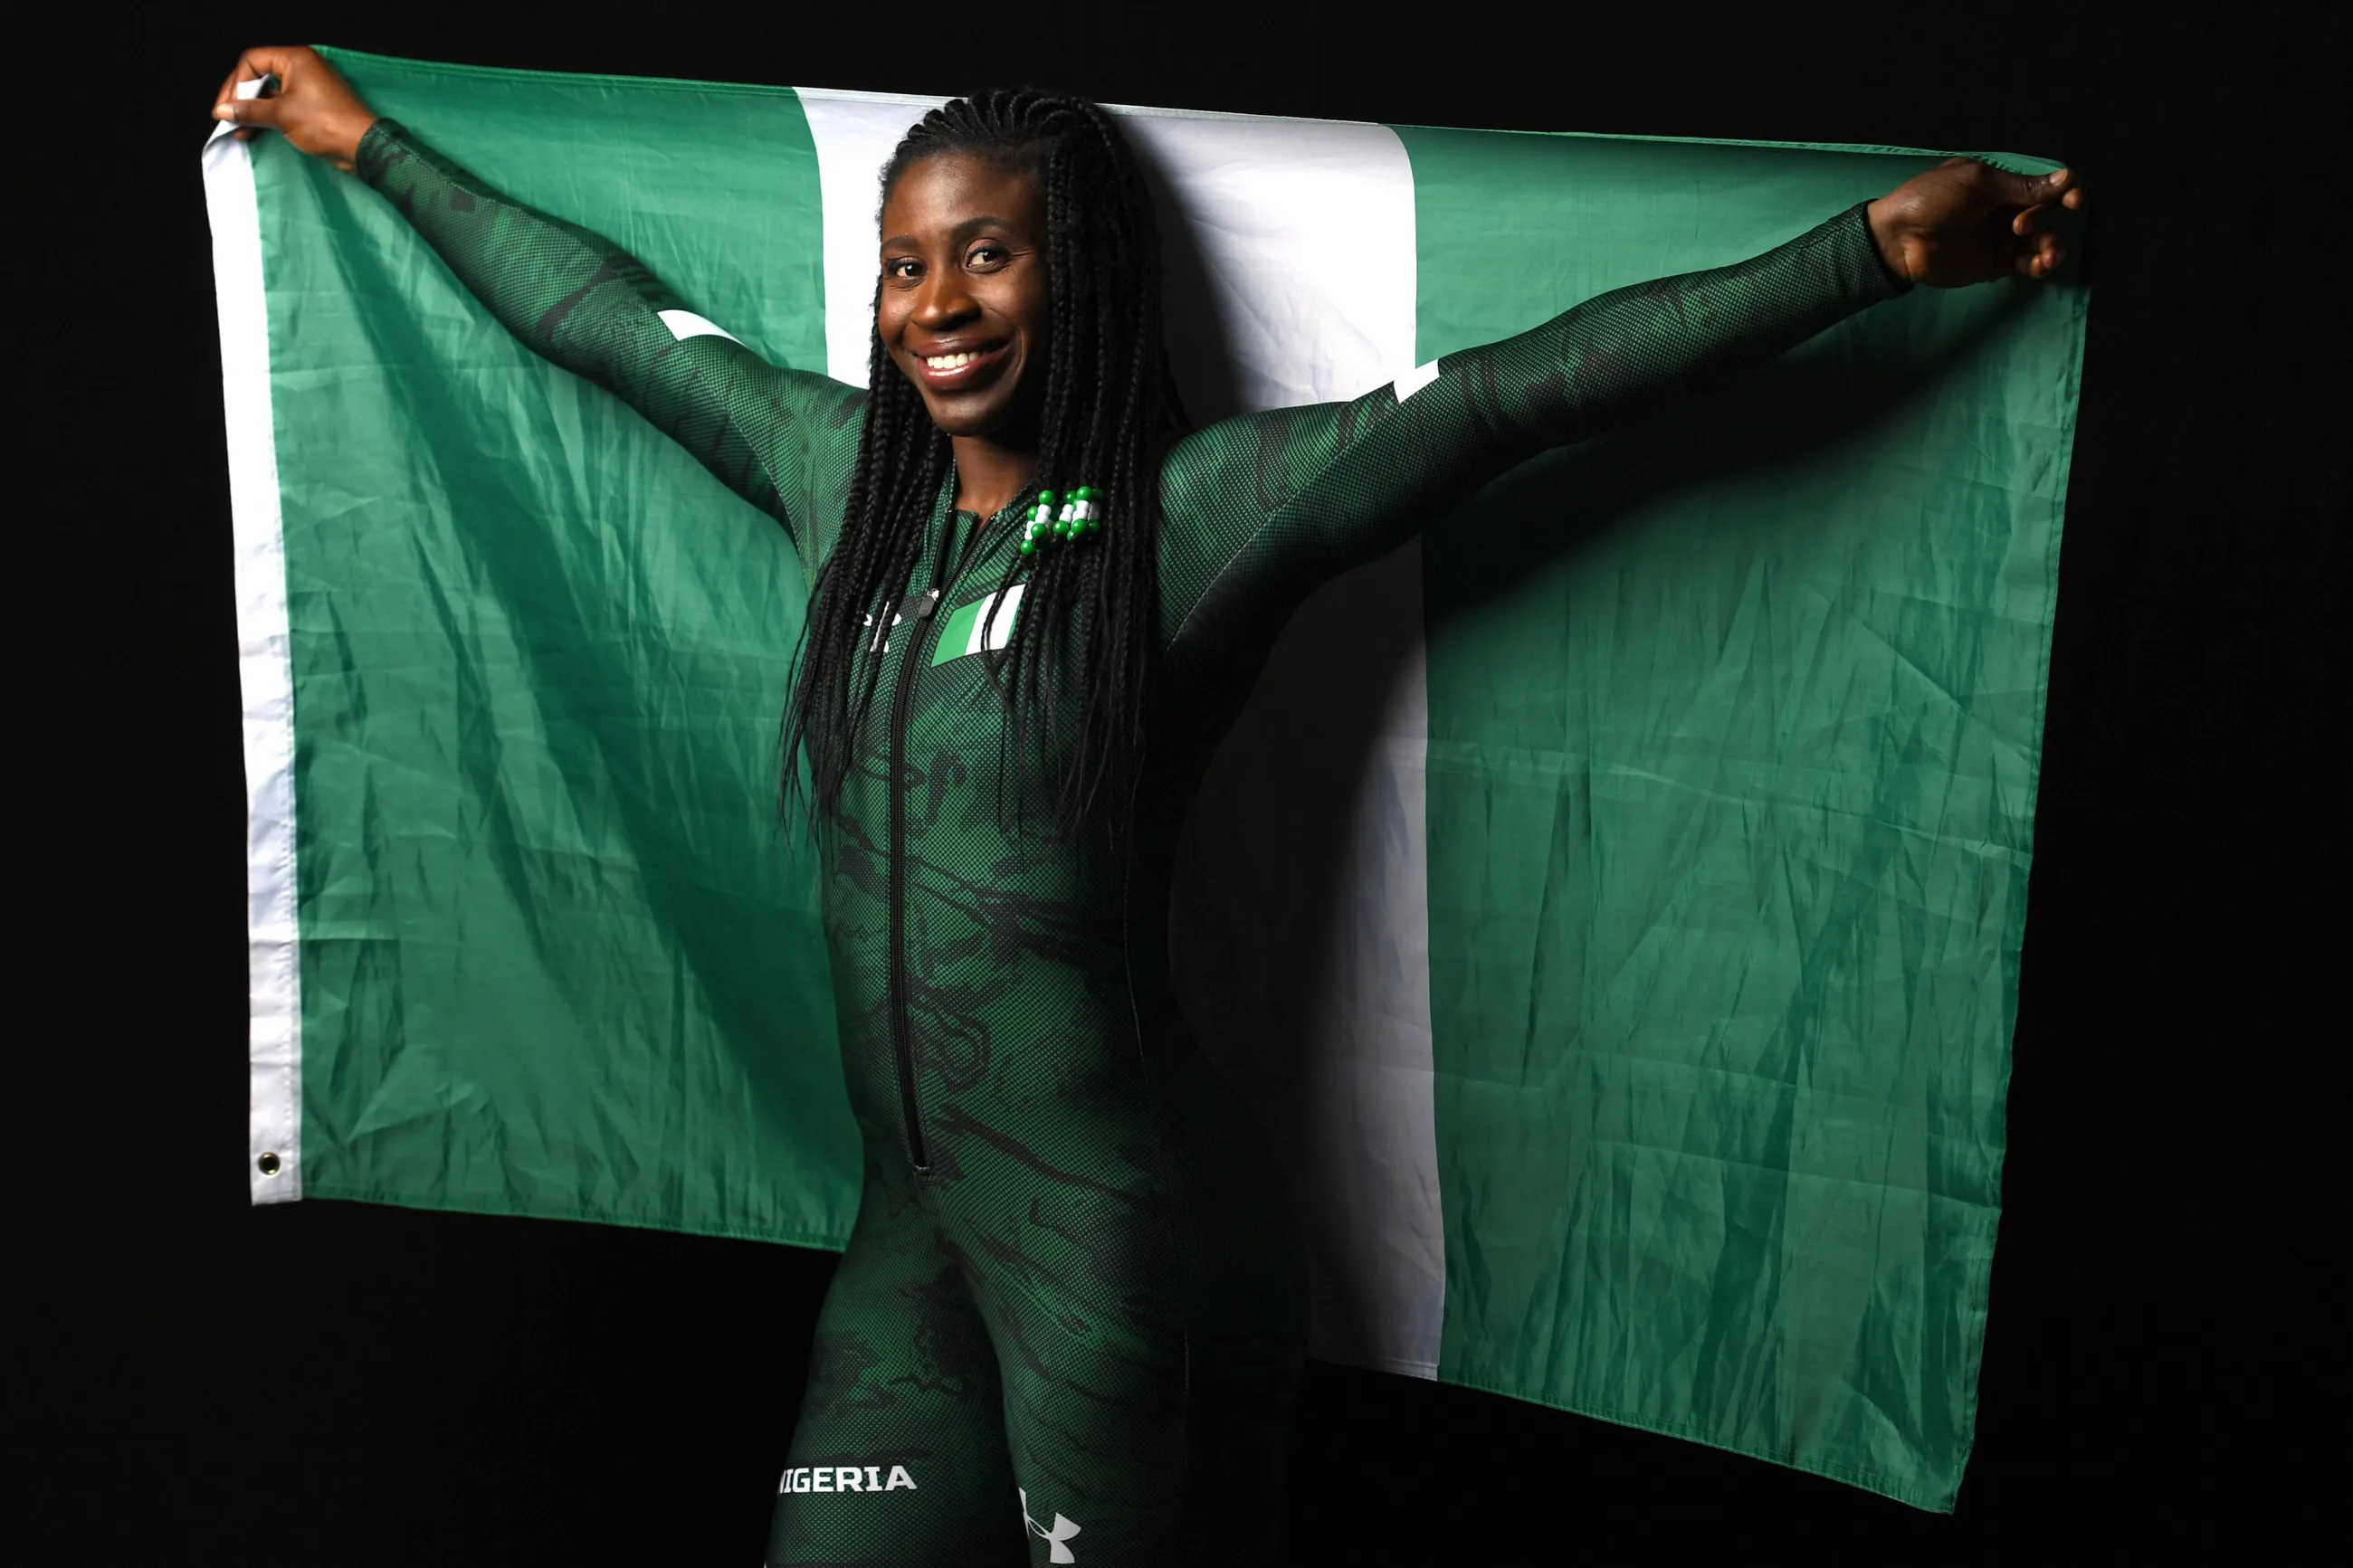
1019, 486, 1104, 553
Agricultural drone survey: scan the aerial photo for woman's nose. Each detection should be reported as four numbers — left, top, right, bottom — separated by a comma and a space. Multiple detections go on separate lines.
913, 272, 977, 326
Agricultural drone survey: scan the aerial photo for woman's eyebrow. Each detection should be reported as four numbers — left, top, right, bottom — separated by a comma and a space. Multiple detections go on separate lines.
879, 215, 1022, 252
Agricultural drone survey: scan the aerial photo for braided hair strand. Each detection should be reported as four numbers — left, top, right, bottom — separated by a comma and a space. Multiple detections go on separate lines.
780, 90, 1190, 841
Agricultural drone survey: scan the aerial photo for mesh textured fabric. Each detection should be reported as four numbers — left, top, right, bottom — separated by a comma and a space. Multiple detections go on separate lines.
357, 118, 1904, 1566
356, 121, 862, 584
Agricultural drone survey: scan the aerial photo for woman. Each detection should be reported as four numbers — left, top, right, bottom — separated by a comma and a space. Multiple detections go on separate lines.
214, 45, 2080, 1566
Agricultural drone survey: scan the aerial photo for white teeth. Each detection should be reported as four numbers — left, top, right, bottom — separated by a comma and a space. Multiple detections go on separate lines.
924, 351, 980, 370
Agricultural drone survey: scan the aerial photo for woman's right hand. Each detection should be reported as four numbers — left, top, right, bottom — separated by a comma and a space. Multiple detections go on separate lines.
211, 46, 377, 171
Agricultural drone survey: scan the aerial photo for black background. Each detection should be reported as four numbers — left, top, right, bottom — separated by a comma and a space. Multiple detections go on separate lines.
24, 2, 2343, 1562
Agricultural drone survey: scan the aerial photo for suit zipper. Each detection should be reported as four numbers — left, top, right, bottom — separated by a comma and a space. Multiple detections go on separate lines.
884, 583, 943, 1173
884, 498, 1012, 1176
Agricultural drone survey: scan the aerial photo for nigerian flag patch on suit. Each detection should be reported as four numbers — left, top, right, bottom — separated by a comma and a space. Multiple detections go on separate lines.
205, 48, 2083, 1510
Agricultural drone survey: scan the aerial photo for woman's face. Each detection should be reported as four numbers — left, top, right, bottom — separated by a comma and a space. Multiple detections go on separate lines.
877, 152, 1053, 442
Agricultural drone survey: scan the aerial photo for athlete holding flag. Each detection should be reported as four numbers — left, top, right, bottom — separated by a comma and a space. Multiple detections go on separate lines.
214, 45, 2081, 1565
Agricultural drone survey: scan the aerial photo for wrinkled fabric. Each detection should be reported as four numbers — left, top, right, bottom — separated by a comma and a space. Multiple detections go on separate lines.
216, 46, 2082, 1517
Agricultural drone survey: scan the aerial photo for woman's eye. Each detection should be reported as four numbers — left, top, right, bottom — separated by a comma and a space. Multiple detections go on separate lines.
967, 244, 1006, 268
884, 258, 920, 280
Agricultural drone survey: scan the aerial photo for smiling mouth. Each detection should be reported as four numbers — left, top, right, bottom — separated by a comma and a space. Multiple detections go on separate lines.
914, 344, 1008, 385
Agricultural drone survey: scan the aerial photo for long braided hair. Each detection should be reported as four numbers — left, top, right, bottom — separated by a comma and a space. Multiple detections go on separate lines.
781, 90, 1189, 841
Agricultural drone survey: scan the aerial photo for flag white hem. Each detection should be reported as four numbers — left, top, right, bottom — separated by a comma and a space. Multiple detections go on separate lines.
204, 127, 303, 1205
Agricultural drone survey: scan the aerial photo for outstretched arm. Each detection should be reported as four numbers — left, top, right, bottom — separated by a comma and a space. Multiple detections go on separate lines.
1156, 160, 2082, 654
213, 46, 858, 566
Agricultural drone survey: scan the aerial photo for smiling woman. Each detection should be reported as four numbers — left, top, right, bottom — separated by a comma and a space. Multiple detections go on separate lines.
787, 93, 1189, 849
878, 158, 1050, 444
211, 43, 2081, 1567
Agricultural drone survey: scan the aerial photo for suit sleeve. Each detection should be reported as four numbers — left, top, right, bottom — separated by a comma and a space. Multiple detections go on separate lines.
355, 118, 862, 572
1155, 203, 1909, 655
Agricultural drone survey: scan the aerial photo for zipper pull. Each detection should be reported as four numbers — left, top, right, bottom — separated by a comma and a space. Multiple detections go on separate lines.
914, 588, 941, 621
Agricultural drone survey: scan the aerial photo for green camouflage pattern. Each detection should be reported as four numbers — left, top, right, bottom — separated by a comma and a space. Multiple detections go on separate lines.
356, 117, 1900, 1563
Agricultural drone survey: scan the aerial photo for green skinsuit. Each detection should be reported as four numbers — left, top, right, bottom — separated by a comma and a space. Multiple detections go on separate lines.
355, 118, 1905, 1565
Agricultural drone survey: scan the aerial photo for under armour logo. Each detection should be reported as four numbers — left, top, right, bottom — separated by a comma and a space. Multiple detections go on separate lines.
1019, 1487, 1081, 1563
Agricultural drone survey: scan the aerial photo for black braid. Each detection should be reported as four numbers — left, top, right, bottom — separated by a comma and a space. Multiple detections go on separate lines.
779, 90, 1189, 841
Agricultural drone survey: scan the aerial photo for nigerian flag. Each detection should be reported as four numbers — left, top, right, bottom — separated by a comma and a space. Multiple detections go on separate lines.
207, 48, 2082, 1511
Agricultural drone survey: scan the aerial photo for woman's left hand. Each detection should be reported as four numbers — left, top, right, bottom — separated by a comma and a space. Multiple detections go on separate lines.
1868, 157, 2085, 288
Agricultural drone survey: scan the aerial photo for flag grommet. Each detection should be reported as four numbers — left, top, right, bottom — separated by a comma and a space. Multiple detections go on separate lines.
256, 1152, 281, 1176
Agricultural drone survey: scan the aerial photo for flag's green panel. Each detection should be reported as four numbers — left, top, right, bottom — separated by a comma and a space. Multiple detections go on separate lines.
267, 50, 856, 1246
1398, 126, 2082, 1508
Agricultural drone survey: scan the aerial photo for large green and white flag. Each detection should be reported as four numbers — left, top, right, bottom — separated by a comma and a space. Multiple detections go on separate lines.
206, 49, 2082, 1510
